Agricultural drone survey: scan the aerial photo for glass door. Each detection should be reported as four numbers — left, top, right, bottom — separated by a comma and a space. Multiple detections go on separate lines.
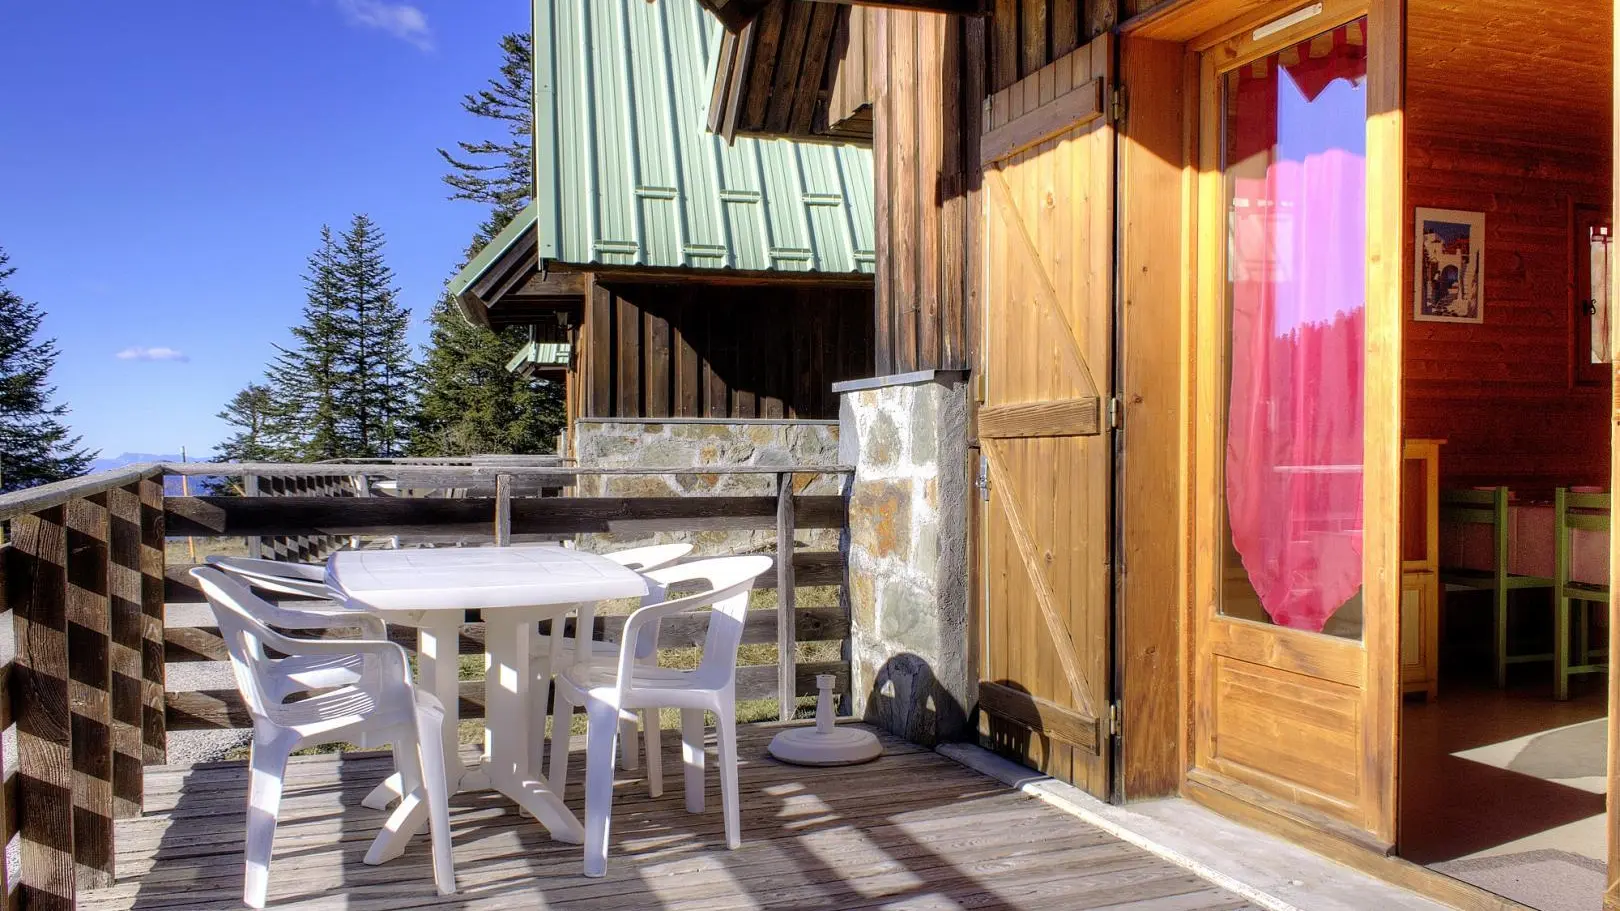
1189, 0, 1403, 848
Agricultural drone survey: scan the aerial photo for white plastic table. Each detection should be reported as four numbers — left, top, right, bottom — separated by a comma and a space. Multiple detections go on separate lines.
326, 546, 649, 844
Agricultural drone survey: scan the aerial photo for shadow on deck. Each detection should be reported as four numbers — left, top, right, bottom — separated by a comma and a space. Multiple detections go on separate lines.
79, 724, 1250, 910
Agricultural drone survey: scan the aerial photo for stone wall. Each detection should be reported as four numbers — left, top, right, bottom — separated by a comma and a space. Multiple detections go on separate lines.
572, 419, 842, 554
837, 371, 971, 746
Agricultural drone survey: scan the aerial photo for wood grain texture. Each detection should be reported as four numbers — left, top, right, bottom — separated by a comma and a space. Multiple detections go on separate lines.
978, 398, 1101, 439
1116, 33, 1188, 801
137, 478, 166, 767
8, 506, 78, 908
978, 679, 1102, 754
65, 496, 116, 889
1403, 0, 1613, 492
163, 495, 849, 538
76, 725, 1249, 911
583, 282, 871, 420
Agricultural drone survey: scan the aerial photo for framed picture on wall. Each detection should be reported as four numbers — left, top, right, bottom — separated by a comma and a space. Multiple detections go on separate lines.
1413, 208, 1486, 323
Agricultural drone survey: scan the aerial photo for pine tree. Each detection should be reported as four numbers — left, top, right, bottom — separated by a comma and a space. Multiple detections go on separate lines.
413, 32, 565, 456
333, 214, 413, 458
439, 33, 533, 213
209, 383, 276, 494
264, 228, 347, 460
0, 247, 94, 491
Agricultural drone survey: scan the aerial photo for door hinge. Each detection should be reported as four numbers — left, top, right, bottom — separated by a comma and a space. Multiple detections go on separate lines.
1107, 395, 1124, 431
1110, 84, 1128, 126
1107, 701, 1121, 738
975, 454, 991, 501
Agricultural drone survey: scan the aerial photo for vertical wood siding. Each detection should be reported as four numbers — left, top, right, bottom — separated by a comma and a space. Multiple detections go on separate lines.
582, 282, 873, 420
869, 1, 1132, 376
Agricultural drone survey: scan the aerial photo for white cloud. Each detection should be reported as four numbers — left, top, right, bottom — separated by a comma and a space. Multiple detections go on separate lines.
336, 0, 434, 52
116, 346, 189, 363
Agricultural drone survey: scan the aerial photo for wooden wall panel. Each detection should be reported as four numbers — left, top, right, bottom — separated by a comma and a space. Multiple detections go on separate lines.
1403, 0, 1614, 492
583, 282, 873, 420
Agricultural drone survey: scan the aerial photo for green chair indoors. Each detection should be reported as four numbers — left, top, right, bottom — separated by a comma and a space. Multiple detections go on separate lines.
1553, 488, 1610, 701
1439, 487, 1554, 687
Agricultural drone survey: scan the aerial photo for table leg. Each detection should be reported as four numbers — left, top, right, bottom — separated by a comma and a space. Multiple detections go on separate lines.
484, 615, 584, 843
363, 614, 465, 810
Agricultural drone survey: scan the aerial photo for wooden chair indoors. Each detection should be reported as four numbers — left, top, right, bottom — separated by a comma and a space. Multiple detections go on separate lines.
1439, 487, 1555, 686
1553, 488, 1610, 700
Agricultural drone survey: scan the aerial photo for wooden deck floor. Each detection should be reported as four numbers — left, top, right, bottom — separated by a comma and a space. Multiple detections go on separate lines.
81, 725, 1253, 910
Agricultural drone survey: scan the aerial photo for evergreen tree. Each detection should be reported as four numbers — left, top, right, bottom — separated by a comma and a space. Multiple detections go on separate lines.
209, 383, 276, 494
413, 32, 565, 456
264, 227, 347, 461
334, 214, 413, 458
439, 32, 533, 213
0, 248, 94, 491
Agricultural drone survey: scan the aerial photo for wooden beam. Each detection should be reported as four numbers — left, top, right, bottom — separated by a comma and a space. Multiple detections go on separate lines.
978, 680, 1103, 755
167, 663, 852, 730
977, 397, 1102, 439
163, 495, 849, 538
0, 463, 163, 523
979, 77, 1104, 164
137, 477, 166, 766
164, 605, 852, 664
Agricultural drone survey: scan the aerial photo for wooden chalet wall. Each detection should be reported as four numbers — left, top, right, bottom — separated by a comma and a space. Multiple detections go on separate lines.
868, 0, 1162, 374
1401, 0, 1614, 490
580, 281, 874, 420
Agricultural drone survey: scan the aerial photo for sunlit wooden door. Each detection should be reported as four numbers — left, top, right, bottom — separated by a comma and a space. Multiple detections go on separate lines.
1605, 4, 1619, 905
1188, 0, 1403, 846
976, 34, 1115, 798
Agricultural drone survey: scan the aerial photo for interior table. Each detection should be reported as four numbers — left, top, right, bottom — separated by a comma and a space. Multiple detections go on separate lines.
326, 545, 650, 845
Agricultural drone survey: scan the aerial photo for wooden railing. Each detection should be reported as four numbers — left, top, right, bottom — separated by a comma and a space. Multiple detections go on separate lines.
0, 458, 851, 908
0, 464, 169, 908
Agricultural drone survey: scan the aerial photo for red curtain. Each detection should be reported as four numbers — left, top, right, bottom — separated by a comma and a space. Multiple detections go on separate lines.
1224, 24, 1368, 633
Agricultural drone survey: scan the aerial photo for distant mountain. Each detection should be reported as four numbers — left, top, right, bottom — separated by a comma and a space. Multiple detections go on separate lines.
89, 453, 213, 496
88, 453, 183, 472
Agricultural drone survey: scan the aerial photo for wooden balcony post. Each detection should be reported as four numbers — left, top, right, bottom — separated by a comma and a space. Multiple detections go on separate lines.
495, 474, 513, 546
244, 474, 262, 559
8, 504, 78, 907
107, 483, 148, 817
65, 495, 115, 888
139, 476, 167, 765
776, 472, 797, 721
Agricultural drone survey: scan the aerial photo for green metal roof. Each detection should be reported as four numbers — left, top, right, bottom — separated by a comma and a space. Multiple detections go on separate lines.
447, 202, 538, 317
532, 0, 876, 275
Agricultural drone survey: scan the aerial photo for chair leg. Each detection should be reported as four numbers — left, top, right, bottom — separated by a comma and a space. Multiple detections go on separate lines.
244, 741, 290, 910
415, 704, 458, 896
583, 700, 621, 878
681, 708, 705, 814
1494, 586, 1509, 688
530, 663, 552, 783
644, 710, 663, 798
1556, 595, 1573, 701
620, 715, 639, 771
1579, 601, 1591, 664
549, 692, 575, 799
715, 709, 741, 851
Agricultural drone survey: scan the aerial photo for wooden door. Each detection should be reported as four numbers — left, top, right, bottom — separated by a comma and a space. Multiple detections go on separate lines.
1187, 1, 1403, 847
976, 34, 1115, 798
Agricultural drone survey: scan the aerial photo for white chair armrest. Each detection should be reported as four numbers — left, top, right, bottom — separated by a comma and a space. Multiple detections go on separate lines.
257, 627, 412, 686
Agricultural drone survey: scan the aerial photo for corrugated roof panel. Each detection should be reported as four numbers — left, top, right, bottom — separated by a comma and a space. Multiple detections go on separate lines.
533, 0, 874, 275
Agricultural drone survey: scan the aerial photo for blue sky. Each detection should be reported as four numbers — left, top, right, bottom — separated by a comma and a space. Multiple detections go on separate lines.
0, 0, 527, 458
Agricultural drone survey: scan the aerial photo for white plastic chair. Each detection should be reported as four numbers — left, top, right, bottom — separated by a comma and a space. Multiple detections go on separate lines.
528, 543, 693, 790
190, 567, 456, 908
548, 555, 773, 877
206, 555, 387, 701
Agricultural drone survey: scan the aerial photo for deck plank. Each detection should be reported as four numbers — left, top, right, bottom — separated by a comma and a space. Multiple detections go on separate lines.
79, 725, 1248, 910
